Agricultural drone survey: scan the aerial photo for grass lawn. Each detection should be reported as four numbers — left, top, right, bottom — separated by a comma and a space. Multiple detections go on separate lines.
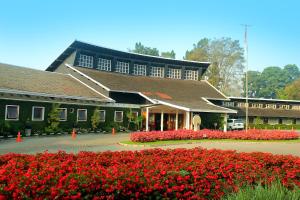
121, 138, 300, 146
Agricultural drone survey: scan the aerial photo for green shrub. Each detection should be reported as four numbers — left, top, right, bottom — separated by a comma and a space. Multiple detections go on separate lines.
91, 107, 101, 131
45, 103, 61, 133
223, 181, 300, 200
250, 123, 300, 130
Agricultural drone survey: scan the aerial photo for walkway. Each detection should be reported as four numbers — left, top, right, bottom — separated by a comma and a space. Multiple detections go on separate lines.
0, 133, 299, 156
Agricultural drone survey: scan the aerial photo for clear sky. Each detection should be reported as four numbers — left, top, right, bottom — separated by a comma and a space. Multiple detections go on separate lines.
0, 0, 299, 71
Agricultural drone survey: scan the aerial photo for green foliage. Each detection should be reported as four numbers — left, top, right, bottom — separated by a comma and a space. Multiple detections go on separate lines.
249, 123, 300, 130
129, 42, 159, 56
134, 115, 144, 130
253, 117, 263, 125
277, 78, 300, 100
45, 104, 61, 133
129, 42, 176, 59
222, 181, 300, 200
185, 37, 244, 95
91, 108, 101, 131
161, 50, 176, 59
244, 64, 300, 98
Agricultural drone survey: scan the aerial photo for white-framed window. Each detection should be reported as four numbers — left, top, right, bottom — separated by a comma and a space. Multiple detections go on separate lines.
133, 64, 146, 76
167, 68, 181, 79
99, 110, 106, 122
115, 61, 129, 74
184, 70, 198, 80
77, 109, 87, 121
114, 111, 123, 122
78, 54, 94, 68
150, 66, 164, 78
32, 106, 45, 121
97, 58, 111, 71
5, 105, 19, 121
222, 101, 235, 107
58, 108, 67, 121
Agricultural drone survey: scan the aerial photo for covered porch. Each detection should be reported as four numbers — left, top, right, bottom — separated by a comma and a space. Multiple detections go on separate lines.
142, 103, 235, 132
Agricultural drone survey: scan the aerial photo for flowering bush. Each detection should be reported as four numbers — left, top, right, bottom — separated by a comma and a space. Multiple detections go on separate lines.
0, 148, 299, 199
130, 129, 299, 142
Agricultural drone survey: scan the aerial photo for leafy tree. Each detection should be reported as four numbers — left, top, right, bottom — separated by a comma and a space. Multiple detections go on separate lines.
45, 104, 60, 133
129, 42, 176, 59
282, 64, 300, 83
185, 37, 244, 95
91, 108, 101, 131
161, 50, 176, 59
244, 64, 300, 99
129, 42, 159, 56
277, 78, 300, 100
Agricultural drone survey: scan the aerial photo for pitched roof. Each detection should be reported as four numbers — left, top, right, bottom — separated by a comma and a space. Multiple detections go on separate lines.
0, 63, 111, 102
73, 66, 235, 113
46, 40, 210, 72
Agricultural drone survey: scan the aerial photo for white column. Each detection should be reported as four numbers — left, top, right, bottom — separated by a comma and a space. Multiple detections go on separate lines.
185, 111, 190, 130
223, 114, 228, 132
160, 111, 164, 131
175, 111, 178, 130
146, 107, 149, 132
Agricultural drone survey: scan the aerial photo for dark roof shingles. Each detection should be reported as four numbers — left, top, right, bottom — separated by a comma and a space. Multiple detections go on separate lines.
0, 63, 108, 101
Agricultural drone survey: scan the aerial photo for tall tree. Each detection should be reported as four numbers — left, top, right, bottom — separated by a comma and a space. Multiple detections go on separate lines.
277, 78, 300, 100
245, 64, 300, 99
129, 42, 159, 56
161, 50, 176, 59
185, 38, 244, 95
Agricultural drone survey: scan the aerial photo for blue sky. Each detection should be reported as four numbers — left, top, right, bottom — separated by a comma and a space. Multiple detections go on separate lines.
0, 0, 299, 71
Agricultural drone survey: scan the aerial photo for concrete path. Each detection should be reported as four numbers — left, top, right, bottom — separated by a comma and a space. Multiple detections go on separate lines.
0, 133, 299, 156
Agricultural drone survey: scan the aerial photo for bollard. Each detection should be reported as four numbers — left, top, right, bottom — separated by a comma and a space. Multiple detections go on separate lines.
112, 128, 115, 135
72, 129, 76, 139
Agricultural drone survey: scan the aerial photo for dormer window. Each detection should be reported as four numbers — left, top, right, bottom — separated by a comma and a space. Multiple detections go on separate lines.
184, 70, 198, 80
78, 54, 93, 68
133, 64, 146, 76
167, 68, 181, 79
115, 61, 129, 74
97, 58, 111, 71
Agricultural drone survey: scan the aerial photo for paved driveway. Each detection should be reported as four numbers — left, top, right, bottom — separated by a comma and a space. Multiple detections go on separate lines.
0, 133, 299, 156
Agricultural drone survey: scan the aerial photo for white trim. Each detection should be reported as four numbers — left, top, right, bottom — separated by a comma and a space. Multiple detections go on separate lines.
138, 92, 157, 104
153, 99, 237, 114
109, 89, 157, 104
58, 108, 68, 121
68, 74, 114, 102
99, 110, 106, 122
32, 106, 45, 121
0, 88, 108, 102
77, 109, 87, 122
154, 100, 190, 111
0, 96, 141, 108
5, 105, 19, 121
114, 111, 123, 122
201, 80, 229, 100
229, 96, 300, 103
65, 63, 111, 91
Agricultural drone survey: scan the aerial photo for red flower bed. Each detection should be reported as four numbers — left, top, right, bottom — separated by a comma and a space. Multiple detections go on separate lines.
0, 149, 299, 199
130, 129, 299, 142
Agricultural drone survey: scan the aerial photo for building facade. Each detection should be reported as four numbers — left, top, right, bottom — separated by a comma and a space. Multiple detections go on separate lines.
218, 97, 300, 128
3, 40, 299, 136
